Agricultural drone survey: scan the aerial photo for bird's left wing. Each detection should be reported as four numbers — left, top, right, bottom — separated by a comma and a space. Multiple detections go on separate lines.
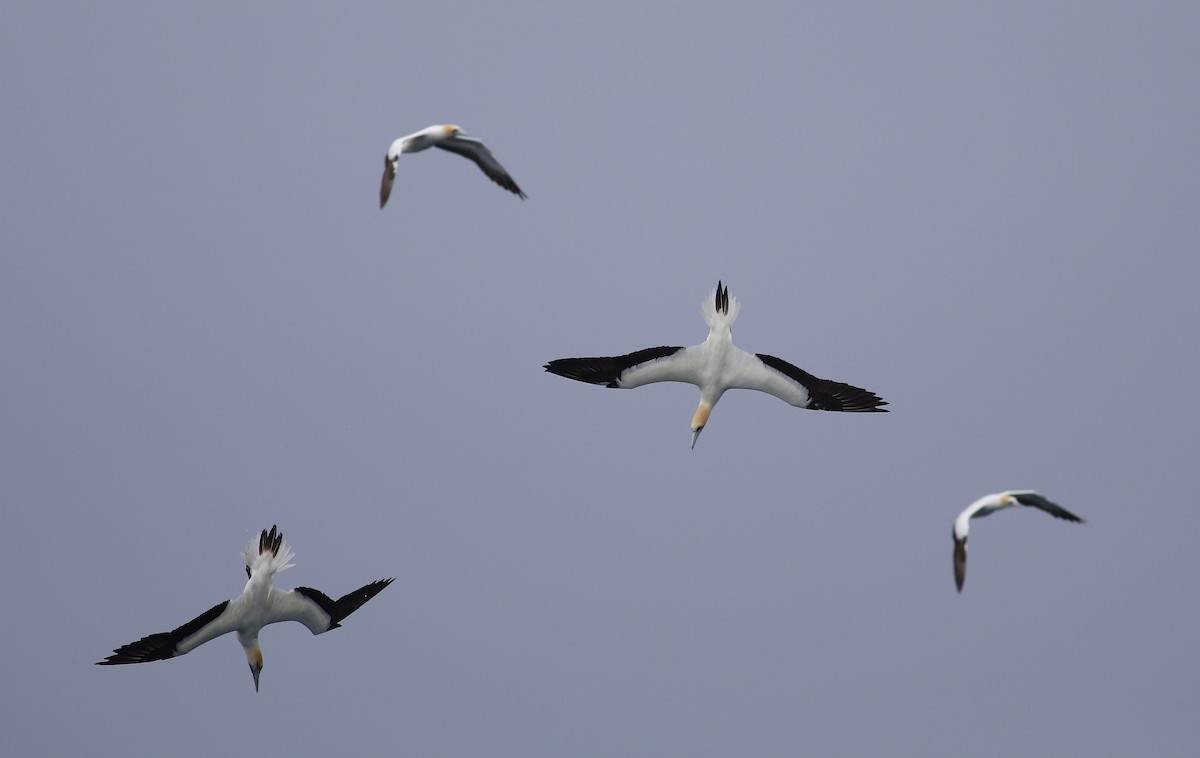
545, 346, 691, 389
1009, 491, 1085, 523
737, 353, 889, 412
97, 599, 237, 664
435, 135, 527, 198
271, 579, 395, 635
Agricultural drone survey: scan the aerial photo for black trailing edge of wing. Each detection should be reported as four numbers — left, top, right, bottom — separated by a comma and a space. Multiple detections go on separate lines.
544, 346, 684, 388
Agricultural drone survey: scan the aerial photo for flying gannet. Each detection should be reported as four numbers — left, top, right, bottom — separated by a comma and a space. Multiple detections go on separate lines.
544, 281, 888, 448
953, 490, 1084, 592
380, 123, 526, 208
98, 525, 393, 691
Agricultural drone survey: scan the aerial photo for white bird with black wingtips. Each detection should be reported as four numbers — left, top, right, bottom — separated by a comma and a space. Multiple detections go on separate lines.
380, 123, 526, 208
952, 490, 1085, 592
544, 281, 888, 448
98, 525, 393, 691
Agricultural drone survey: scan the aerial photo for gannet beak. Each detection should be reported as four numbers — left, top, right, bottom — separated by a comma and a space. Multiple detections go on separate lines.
690, 403, 711, 450
250, 662, 262, 692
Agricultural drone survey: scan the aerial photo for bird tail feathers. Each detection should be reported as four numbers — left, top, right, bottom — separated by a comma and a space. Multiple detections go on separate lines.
700, 281, 740, 328
243, 525, 295, 578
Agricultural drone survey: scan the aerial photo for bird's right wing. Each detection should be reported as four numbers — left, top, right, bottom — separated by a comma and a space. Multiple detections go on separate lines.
544, 346, 690, 389
97, 599, 236, 664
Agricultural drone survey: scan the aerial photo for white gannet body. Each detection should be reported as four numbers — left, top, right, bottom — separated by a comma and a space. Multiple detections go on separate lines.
952, 491, 1084, 592
545, 282, 888, 448
98, 526, 393, 691
380, 123, 526, 208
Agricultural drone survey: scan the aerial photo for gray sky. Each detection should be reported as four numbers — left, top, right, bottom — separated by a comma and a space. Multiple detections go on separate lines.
3, 2, 1198, 756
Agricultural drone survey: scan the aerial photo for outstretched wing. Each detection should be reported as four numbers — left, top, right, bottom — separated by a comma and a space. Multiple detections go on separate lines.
545, 346, 690, 389
739, 353, 889, 412
435, 134, 526, 198
1008, 491, 1085, 523
97, 600, 235, 664
273, 578, 395, 635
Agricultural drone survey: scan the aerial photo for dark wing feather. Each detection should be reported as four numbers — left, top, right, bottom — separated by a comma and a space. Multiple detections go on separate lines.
1010, 492, 1084, 523
544, 346, 684, 388
434, 137, 527, 198
294, 578, 394, 632
96, 600, 230, 665
755, 353, 889, 412
380, 156, 396, 208
953, 537, 967, 592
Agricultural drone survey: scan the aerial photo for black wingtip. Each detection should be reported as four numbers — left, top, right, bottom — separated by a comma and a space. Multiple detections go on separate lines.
496, 174, 526, 199
544, 356, 623, 387
97, 634, 178, 665
810, 385, 889, 413
330, 577, 394, 628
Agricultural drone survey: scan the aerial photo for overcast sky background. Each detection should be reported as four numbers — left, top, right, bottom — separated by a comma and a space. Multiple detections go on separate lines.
3, 2, 1198, 756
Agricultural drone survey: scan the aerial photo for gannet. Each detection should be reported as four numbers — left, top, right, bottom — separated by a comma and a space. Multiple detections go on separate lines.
953, 490, 1084, 592
97, 525, 394, 691
544, 281, 888, 448
380, 123, 526, 208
